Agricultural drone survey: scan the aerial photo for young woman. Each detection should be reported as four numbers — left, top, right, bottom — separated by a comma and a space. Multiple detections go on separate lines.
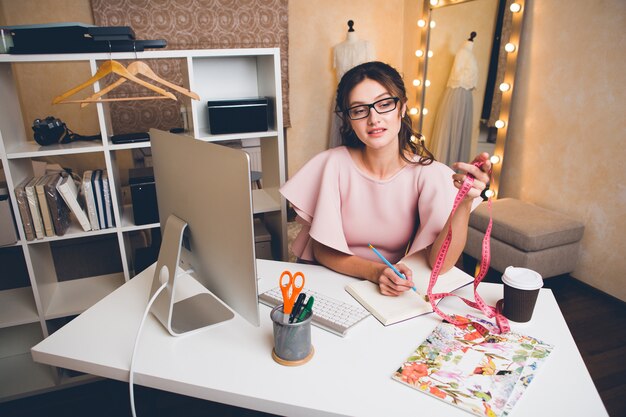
280, 61, 490, 296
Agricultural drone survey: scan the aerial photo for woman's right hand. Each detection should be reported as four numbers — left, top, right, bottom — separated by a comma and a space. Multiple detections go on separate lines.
377, 263, 415, 296
311, 240, 415, 295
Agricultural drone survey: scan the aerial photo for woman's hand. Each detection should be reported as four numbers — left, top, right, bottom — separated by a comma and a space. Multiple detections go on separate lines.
451, 152, 492, 200
377, 263, 415, 296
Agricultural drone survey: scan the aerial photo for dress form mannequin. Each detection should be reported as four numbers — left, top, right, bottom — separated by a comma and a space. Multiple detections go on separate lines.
329, 20, 376, 148
446, 39, 478, 90
333, 23, 375, 80
429, 33, 478, 165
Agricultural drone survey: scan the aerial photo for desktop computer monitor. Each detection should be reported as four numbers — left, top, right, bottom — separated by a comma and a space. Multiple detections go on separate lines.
147, 129, 259, 336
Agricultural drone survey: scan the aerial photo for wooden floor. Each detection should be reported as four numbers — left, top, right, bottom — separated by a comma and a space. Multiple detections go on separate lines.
540, 275, 626, 417
1, 271, 624, 417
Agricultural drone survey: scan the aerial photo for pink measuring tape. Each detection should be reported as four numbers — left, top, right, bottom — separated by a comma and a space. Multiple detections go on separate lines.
426, 161, 510, 334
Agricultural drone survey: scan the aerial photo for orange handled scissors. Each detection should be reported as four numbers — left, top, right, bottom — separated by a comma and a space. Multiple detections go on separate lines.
279, 270, 305, 322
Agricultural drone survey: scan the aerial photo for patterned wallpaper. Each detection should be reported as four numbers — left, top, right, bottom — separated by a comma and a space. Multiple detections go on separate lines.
91, 0, 289, 134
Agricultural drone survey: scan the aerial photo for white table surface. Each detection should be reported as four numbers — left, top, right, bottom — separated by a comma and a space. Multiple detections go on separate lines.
32, 259, 608, 417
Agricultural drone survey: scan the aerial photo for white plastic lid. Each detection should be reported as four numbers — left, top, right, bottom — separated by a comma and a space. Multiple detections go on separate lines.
502, 266, 543, 290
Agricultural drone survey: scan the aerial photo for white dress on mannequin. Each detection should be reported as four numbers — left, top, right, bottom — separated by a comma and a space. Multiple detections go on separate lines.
333, 32, 375, 80
329, 32, 375, 148
430, 40, 478, 165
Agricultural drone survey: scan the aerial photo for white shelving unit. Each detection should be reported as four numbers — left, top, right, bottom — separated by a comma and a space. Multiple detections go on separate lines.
0, 48, 287, 401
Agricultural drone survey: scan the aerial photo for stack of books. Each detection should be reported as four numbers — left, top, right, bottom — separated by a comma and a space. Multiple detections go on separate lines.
80, 169, 114, 232
14, 169, 115, 240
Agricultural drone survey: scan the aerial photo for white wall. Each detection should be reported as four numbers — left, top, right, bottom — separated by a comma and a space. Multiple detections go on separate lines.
501, 0, 626, 301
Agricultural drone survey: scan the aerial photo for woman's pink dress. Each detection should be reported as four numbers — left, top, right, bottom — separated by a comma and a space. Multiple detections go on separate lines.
280, 146, 478, 264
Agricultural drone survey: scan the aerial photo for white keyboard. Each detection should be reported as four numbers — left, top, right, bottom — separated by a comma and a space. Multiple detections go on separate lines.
259, 287, 371, 337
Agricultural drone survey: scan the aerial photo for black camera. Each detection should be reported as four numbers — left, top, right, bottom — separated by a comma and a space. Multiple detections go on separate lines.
32, 116, 101, 146
32, 117, 68, 145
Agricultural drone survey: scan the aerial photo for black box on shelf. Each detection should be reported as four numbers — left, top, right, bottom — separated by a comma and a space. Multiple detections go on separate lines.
129, 167, 159, 226
207, 97, 269, 134
254, 218, 273, 260
0, 182, 18, 246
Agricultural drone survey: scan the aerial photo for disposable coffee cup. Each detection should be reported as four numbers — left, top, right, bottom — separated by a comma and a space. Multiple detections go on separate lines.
270, 304, 314, 366
502, 267, 543, 323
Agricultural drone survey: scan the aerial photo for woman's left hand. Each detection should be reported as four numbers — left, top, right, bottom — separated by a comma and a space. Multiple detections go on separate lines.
451, 152, 492, 200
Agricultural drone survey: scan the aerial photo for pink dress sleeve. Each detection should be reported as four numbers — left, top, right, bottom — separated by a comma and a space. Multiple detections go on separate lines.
280, 149, 349, 261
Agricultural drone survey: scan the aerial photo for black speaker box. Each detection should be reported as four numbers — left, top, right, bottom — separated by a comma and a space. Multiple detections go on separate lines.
207, 97, 269, 134
129, 167, 159, 225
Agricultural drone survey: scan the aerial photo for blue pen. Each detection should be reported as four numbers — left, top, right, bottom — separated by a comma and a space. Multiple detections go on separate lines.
368, 244, 417, 292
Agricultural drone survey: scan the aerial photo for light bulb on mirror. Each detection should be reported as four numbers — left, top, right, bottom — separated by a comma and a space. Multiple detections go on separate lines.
417, 19, 426, 28
430, 20, 436, 28
510, 3, 522, 13
422, 108, 429, 115
499, 82, 511, 92
427, 50, 434, 58
484, 189, 495, 198
409, 107, 419, 115
430, 0, 439, 6
494, 119, 506, 129
413, 79, 421, 87
505, 43, 516, 53
415, 50, 424, 58
490, 155, 501, 164
425, 80, 431, 87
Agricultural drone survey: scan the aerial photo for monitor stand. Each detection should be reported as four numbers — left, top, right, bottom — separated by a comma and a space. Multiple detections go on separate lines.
149, 214, 235, 336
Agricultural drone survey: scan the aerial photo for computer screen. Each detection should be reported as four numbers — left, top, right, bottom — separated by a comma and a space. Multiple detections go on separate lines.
147, 129, 259, 335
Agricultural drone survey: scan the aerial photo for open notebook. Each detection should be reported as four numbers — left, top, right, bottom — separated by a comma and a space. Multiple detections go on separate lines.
345, 250, 473, 325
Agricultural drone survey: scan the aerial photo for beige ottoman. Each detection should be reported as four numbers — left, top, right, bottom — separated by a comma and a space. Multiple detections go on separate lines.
464, 198, 584, 279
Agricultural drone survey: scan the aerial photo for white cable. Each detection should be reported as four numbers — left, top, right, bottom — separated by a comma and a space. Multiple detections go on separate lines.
128, 267, 194, 417
128, 279, 167, 417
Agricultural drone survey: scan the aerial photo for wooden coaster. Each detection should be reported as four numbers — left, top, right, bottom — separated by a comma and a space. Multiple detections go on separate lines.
272, 346, 314, 366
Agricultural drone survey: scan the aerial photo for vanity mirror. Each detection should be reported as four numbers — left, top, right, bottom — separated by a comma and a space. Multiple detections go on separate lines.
413, 0, 525, 197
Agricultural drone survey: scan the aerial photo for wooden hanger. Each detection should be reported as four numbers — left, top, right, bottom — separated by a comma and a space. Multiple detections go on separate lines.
52, 60, 177, 105
80, 61, 199, 107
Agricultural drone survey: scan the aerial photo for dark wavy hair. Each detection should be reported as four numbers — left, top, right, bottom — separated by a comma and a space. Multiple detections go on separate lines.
335, 61, 434, 165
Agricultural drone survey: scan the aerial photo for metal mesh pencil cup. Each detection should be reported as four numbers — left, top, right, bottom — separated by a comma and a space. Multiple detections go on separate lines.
270, 304, 314, 366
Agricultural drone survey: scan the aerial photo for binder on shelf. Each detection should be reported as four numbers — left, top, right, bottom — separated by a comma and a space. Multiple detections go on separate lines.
0, 182, 18, 246
35, 175, 55, 237
93, 169, 106, 229
25, 177, 44, 239
14, 176, 35, 241
57, 174, 91, 232
82, 170, 99, 230
44, 174, 71, 236
102, 170, 114, 228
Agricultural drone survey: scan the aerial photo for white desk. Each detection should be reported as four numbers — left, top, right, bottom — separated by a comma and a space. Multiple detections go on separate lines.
32, 260, 607, 417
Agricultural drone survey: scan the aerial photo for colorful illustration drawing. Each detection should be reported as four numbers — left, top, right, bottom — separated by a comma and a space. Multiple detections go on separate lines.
392, 319, 553, 417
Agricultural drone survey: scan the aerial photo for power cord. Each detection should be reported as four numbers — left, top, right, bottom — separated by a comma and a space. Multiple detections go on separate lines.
128, 267, 194, 417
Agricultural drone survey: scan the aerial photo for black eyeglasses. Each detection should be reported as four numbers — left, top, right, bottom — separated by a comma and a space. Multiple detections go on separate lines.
344, 97, 400, 120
